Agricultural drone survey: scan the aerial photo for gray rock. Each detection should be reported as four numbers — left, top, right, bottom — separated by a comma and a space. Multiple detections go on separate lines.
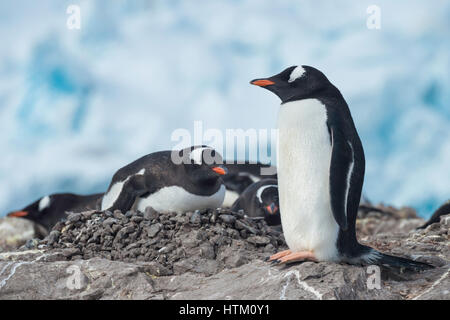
113, 211, 125, 220
0, 218, 37, 251
47, 231, 61, 245
247, 236, 271, 246
146, 224, 162, 238
102, 218, 117, 228
62, 247, 81, 258
143, 207, 159, 221
1, 205, 445, 300
190, 211, 201, 225
67, 213, 82, 223
219, 214, 236, 224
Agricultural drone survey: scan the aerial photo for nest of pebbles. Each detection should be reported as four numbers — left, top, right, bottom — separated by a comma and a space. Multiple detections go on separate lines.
40, 208, 286, 276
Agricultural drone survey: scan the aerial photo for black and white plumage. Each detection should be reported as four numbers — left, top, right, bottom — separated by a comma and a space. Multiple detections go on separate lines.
221, 162, 277, 207
100, 146, 227, 214
251, 65, 432, 270
418, 200, 450, 229
231, 179, 281, 226
7, 193, 103, 232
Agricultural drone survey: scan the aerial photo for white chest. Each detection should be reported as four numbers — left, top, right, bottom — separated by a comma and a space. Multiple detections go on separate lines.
133, 185, 226, 214
277, 99, 339, 261
222, 190, 240, 208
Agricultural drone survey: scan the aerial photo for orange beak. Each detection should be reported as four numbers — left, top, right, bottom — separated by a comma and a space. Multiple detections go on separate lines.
251, 79, 275, 87
8, 211, 28, 217
212, 166, 227, 175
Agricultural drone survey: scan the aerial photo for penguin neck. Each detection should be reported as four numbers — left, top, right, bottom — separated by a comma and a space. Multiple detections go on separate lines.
281, 85, 341, 105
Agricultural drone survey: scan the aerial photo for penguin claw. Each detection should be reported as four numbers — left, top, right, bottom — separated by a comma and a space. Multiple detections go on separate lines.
270, 259, 281, 265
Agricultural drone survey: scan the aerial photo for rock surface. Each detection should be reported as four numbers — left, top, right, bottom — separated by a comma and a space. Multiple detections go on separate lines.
0, 205, 448, 300
0, 218, 41, 251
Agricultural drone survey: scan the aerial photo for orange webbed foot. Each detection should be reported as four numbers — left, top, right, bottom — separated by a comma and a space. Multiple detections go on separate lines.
265, 249, 292, 262
273, 251, 317, 265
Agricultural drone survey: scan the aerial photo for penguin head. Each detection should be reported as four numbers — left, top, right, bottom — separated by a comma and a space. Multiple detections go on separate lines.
256, 184, 281, 226
250, 65, 331, 103
222, 173, 256, 194
7, 195, 52, 224
179, 145, 228, 186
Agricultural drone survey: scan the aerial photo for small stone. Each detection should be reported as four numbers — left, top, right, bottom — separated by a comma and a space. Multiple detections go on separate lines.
227, 228, 240, 239
67, 212, 82, 223
158, 244, 175, 254
144, 207, 159, 220
131, 216, 144, 223
62, 247, 81, 257
25, 238, 39, 249
125, 211, 134, 218
102, 217, 117, 228
200, 244, 216, 259
47, 230, 61, 245
113, 210, 125, 219
235, 220, 258, 234
226, 254, 248, 268
196, 229, 209, 241
247, 236, 270, 246
190, 211, 202, 225
210, 212, 218, 224
82, 210, 97, 219
141, 262, 173, 276
146, 223, 162, 238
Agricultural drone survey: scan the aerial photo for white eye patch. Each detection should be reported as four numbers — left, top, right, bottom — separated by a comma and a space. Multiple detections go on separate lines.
288, 66, 306, 83
38, 195, 51, 211
256, 185, 278, 203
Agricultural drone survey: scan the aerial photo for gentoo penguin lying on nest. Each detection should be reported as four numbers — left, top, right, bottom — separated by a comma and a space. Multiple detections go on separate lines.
101, 145, 227, 214
231, 179, 281, 226
7, 193, 103, 234
251, 65, 432, 270
221, 161, 277, 207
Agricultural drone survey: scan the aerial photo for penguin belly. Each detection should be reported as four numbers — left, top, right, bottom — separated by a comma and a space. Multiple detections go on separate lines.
277, 99, 339, 261
222, 190, 240, 208
133, 185, 226, 214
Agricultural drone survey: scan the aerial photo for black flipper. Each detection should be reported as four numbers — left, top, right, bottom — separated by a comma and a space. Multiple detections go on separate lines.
107, 175, 148, 212
329, 126, 354, 231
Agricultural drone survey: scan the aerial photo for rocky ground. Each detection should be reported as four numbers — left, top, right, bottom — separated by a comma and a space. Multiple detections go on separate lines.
0, 205, 448, 300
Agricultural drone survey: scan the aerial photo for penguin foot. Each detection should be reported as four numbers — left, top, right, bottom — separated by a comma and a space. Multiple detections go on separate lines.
273, 251, 317, 265
266, 249, 292, 262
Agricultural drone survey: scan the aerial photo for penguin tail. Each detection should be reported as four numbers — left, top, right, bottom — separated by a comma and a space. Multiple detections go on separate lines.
358, 248, 434, 271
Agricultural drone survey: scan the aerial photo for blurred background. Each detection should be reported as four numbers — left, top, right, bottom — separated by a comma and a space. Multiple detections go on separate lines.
0, 0, 449, 218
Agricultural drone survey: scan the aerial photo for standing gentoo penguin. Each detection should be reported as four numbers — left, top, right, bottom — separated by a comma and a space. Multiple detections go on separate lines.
221, 161, 277, 207
231, 179, 280, 226
251, 66, 431, 270
7, 193, 103, 233
101, 146, 227, 213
